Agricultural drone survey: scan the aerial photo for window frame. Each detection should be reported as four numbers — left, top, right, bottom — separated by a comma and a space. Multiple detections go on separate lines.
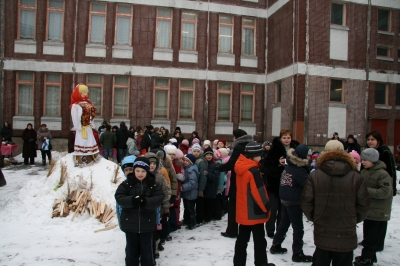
330, 2, 346, 26
216, 82, 232, 122
329, 79, 344, 103
178, 79, 195, 120
86, 74, 103, 117
114, 4, 133, 46
375, 83, 389, 105
275, 81, 282, 103
180, 11, 197, 51
377, 8, 392, 33
376, 46, 391, 58
396, 84, 400, 106
87, 2, 107, 44
112, 76, 130, 118
218, 14, 234, 54
153, 78, 170, 119
16, 72, 35, 115
43, 73, 62, 116
45, 0, 65, 42
240, 83, 255, 123
155, 8, 173, 49
18, 0, 37, 40
241, 17, 256, 56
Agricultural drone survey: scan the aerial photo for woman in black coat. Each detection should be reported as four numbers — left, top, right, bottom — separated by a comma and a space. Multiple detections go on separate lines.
21, 123, 37, 165
264, 129, 299, 238
1, 121, 13, 142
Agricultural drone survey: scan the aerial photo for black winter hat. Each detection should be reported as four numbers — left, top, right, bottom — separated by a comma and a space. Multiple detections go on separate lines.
203, 147, 214, 156
233, 129, 247, 139
347, 134, 356, 141
245, 141, 263, 157
133, 157, 151, 173
293, 144, 309, 160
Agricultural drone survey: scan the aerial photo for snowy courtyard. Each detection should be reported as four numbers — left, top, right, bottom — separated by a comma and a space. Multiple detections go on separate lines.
1, 152, 399, 266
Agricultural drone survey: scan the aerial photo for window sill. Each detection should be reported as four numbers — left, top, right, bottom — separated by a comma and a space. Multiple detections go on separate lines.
14, 40, 36, 54
151, 119, 171, 130
272, 103, 281, 108
85, 44, 106, 58
112, 45, 133, 59
376, 57, 393, 62
240, 55, 258, 68
396, 106, 400, 110
110, 118, 130, 125
176, 120, 196, 133
217, 53, 235, 66
153, 48, 173, 61
378, 31, 394, 36
179, 50, 198, 63
239, 122, 256, 136
374, 105, 391, 110
41, 117, 62, 130
215, 121, 233, 135
329, 103, 346, 108
43, 42, 64, 56
330, 24, 349, 31
242, 0, 258, 2
12, 115, 35, 130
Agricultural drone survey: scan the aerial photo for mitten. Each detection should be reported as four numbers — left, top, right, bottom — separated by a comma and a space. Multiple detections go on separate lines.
198, 190, 204, 197
161, 212, 170, 224
132, 195, 142, 206
176, 173, 185, 181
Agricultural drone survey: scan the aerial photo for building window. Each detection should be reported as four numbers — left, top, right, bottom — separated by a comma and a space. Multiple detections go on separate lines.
241, 84, 254, 122
378, 9, 391, 32
181, 11, 196, 51
16, 72, 34, 115
331, 2, 345, 26
217, 82, 232, 121
113, 76, 129, 117
88, 2, 106, 44
154, 78, 170, 119
44, 73, 61, 116
18, 0, 36, 40
179, 80, 195, 120
276, 82, 282, 103
396, 84, 400, 106
156, 8, 172, 49
242, 17, 256, 56
330, 79, 343, 102
86, 75, 103, 117
377, 46, 390, 58
219, 15, 234, 53
115, 4, 132, 45
375, 83, 387, 105
46, 0, 64, 41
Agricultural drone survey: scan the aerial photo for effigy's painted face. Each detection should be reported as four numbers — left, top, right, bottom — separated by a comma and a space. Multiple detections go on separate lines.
80, 91, 88, 98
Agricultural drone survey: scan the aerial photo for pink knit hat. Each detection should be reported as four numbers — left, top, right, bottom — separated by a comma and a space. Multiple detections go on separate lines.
192, 138, 200, 144
349, 150, 360, 164
181, 139, 189, 146
175, 149, 184, 159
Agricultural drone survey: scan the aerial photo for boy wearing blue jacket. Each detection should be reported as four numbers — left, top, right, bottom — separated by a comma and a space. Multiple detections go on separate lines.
181, 154, 199, 230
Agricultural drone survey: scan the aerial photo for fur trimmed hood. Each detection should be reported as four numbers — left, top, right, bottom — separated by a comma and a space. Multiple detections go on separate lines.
232, 134, 253, 149
287, 148, 309, 167
267, 137, 300, 160
318, 150, 356, 176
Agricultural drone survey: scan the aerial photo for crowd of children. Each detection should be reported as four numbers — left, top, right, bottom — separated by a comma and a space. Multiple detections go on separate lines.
114, 127, 394, 266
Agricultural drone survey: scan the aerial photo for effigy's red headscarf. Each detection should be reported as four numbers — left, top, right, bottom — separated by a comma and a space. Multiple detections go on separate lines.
69, 84, 93, 108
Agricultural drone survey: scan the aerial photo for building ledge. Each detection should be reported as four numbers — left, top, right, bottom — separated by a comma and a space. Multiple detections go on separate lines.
376, 57, 393, 62
85, 43, 106, 58
13, 116, 35, 129
374, 105, 391, 110
239, 122, 256, 136
41, 117, 62, 131
330, 24, 349, 31
378, 31, 394, 36
151, 119, 171, 131
215, 121, 233, 135
329, 103, 346, 108
112, 45, 133, 59
179, 50, 198, 63
14, 40, 37, 54
43, 42, 64, 56
176, 120, 196, 133
240, 55, 258, 68
153, 48, 173, 61
217, 53, 235, 66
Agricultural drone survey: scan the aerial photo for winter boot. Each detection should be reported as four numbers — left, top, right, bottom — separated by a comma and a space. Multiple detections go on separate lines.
292, 251, 313, 262
269, 244, 288, 254
355, 256, 376, 264
42, 159, 46, 166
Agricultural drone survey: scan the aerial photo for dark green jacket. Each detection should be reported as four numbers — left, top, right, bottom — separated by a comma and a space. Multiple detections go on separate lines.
100, 131, 117, 149
361, 160, 393, 221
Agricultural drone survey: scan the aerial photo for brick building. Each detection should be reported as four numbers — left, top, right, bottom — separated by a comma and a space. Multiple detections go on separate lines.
0, 0, 399, 150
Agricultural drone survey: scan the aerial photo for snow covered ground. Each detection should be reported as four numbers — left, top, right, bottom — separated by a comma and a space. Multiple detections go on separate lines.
0, 152, 399, 266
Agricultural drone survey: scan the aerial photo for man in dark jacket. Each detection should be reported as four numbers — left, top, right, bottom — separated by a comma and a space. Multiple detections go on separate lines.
100, 125, 117, 160
346, 134, 361, 154
219, 129, 253, 238
141, 125, 153, 154
300, 140, 371, 266
116, 122, 130, 163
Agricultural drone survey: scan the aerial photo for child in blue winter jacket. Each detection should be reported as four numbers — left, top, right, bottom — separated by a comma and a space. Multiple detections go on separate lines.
203, 147, 221, 222
181, 154, 199, 230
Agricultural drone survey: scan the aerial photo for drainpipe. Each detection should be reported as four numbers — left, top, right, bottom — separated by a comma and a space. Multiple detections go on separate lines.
264, 1, 268, 142
291, 0, 295, 134
303, 0, 310, 144
364, 0, 371, 142
203, 0, 210, 140
72, 0, 79, 87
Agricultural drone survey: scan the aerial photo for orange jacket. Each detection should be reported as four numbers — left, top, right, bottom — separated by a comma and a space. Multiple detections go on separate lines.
235, 154, 270, 225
